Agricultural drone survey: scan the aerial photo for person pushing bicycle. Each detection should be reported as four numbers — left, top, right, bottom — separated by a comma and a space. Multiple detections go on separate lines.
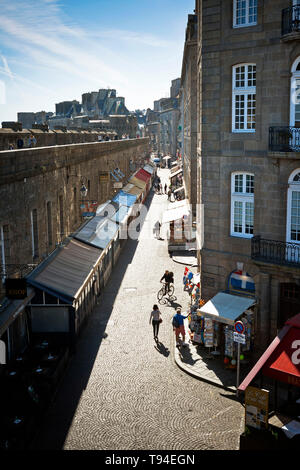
160, 270, 174, 295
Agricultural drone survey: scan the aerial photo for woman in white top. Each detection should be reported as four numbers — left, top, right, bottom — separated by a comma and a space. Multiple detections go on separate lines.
149, 304, 162, 341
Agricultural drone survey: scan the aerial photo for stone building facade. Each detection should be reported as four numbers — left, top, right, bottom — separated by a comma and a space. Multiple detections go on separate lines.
0, 138, 148, 294
180, 13, 198, 209
195, 0, 300, 353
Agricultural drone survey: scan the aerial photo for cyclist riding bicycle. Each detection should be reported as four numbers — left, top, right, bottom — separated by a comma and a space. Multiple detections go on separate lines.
160, 270, 174, 295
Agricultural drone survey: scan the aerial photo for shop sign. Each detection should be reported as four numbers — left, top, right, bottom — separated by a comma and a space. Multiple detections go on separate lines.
5, 278, 27, 299
245, 386, 269, 430
233, 332, 246, 344
114, 182, 123, 189
99, 172, 109, 183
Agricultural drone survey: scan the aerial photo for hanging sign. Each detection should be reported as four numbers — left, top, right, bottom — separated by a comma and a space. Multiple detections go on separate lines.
5, 278, 27, 299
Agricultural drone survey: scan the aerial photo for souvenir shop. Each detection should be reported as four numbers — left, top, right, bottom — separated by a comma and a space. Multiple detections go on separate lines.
183, 267, 258, 368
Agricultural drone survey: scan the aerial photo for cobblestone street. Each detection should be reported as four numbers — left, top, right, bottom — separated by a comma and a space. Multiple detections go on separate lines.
33, 169, 245, 451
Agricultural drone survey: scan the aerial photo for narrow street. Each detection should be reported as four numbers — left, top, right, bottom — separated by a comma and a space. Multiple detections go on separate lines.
33, 169, 244, 451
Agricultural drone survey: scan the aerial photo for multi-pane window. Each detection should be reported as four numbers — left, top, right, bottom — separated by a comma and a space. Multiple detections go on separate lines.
31, 209, 39, 258
47, 201, 53, 248
233, 0, 257, 28
59, 196, 64, 240
231, 173, 254, 238
287, 171, 300, 243
232, 64, 256, 132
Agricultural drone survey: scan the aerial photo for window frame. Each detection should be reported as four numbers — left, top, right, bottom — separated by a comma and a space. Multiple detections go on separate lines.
232, 63, 256, 133
230, 172, 255, 239
286, 169, 300, 245
31, 209, 39, 258
233, 0, 258, 29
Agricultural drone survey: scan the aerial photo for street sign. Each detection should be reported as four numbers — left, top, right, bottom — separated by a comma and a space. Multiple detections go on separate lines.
233, 332, 246, 344
234, 320, 245, 334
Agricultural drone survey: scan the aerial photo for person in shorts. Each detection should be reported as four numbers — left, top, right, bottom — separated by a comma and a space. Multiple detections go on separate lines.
172, 307, 189, 347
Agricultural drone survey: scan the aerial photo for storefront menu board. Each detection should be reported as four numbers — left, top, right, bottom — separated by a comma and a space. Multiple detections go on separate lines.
204, 317, 214, 347
245, 386, 269, 430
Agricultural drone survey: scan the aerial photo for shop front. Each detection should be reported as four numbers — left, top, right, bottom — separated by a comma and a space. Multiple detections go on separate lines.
238, 313, 300, 449
185, 268, 257, 371
169, 168, 183, 189
162, 200, 192, 254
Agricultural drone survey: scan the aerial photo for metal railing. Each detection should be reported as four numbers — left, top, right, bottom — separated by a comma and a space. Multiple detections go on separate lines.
282, 6, 300, 36
269, 127, 300, 152
251, 236, 300, 267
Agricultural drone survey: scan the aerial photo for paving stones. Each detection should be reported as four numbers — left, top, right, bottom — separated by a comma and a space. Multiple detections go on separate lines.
32, 169, 244, 451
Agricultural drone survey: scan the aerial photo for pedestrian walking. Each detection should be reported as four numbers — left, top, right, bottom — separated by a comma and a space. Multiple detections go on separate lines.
153, 220, 161, 239
164, 183, 167, 194
167, 189, 172, 201
159, 183, 163, 194
172, 307, 189, 347
150, 304, 162, 341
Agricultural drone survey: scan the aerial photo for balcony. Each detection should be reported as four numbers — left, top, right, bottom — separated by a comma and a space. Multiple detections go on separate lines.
269, 127, 300, 153
282, 6, 300, 39
251, 236, 300, 267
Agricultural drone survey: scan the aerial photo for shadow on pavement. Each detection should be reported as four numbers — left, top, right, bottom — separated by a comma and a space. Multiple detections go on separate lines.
31, 190, 155, 450
154, 340, 170, 358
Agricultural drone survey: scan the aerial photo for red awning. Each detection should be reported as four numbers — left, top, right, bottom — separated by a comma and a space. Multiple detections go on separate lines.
262, 326, 300, 386
135, 168, 151, 182
239, 313, 300, 390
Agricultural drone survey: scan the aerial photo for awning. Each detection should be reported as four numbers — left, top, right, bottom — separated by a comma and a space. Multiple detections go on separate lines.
129, 176, 147, 189
143, 164, 155, 174
198, 292, 256, 326
96, 200, 119, 218
168, 199, 189, 210
0, 288, 35, 337
262, 326, 300, 386
170, 169, 182, 179
110, 205, 132, 224
113, 190, 137, 207
171, 165, 180, 172
239, 314, 300, 391
174, 186, 184, 193
134, 168, 151, 182
163, 156, 171, 160
27, 239, 103, 303
162, 204, 190, 224
153, 158, 160, 163
75, 216, 119, 250
123, 185, 144, 197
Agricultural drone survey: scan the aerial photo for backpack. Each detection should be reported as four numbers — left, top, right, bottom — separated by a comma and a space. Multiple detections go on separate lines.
172, 315, 179, 328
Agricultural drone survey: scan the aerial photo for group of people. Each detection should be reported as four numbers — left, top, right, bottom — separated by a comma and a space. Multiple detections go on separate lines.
154, 175, 168, 195
149, 270, 188, 347
8, 134, 37, 150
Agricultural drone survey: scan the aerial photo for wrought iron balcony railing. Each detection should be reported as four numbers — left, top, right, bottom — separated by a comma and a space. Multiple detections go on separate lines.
282, 5, 300, 36
269, 127, 300, 152
251, 236, 300, 267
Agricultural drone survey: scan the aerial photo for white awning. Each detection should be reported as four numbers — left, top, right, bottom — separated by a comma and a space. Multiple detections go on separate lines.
198, 292, 256, 326
163, 156, 171, 160
174, 186, 184, 193
162, 204, 190, 224
168, 199, 189, 210
170, 168, 182, 178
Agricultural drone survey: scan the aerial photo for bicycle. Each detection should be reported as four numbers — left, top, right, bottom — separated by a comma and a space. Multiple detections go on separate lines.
157, 282, 175, 304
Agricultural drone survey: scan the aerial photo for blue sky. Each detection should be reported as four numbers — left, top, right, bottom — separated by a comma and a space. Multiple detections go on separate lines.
0, 0, 195, 123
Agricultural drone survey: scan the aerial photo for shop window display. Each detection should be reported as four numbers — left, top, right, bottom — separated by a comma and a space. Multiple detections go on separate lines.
183, 266, 256, 369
